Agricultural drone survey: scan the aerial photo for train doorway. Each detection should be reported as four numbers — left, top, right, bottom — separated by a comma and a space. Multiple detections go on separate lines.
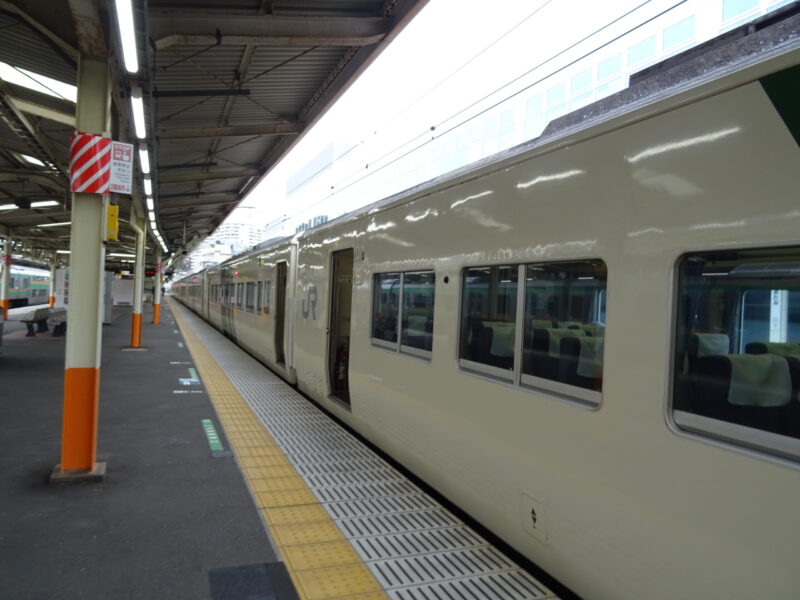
328, 249, 353, 406
275, 262, 287, 364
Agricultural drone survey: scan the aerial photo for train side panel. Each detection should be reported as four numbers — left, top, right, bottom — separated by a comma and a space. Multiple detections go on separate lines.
219, 242, 297, 382
292, 69, 800, 598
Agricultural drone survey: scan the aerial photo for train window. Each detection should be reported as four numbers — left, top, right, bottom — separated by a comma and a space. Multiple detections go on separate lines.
520, 260, 606, 404
245, 282, 256, 312
372, 273, 400, 344
459, 265, 518, 378
673, 247, 800, 461
236, 283, 244, 309
372, 271, 435, 358
263, 280, 271, 314
401, 271, 435, 354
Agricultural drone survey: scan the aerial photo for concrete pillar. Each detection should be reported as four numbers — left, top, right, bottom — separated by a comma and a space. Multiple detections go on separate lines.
153, 249, 162, 324
130, 212, 146, 348
48, 260, 57, 307
0, 237, 10, 320
57, 56, 110, 478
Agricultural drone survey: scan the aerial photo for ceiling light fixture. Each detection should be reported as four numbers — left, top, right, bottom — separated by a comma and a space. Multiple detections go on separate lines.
31, 200, 60, 208
21, 154, 45, 167
139, 147, 150, 174
37, 221, 71, 228
130, 86, 146, 139
114, 0, 139, 74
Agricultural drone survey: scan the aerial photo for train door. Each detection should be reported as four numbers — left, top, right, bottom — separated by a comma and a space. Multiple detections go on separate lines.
275, 262, 287, 364
328, 249, 353, 406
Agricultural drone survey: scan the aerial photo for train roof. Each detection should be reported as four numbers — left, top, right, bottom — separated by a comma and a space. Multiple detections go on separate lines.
10, 265, 49, 276
180, 4, 800, 283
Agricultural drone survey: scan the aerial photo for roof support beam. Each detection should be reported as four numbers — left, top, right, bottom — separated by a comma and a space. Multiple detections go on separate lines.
158, 169, 259, 183
0, 170, 65, 188
158, 122, 300, 139
160, 193, 239, 208
151, 14, 390, 49
8, 97, 76, 127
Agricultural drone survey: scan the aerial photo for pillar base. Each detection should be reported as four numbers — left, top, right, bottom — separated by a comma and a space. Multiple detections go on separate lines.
122, 346, 149, 352
49, 462, 107, 483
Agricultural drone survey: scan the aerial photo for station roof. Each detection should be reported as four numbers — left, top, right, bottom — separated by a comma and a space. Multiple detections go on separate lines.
0, 0, 427, 269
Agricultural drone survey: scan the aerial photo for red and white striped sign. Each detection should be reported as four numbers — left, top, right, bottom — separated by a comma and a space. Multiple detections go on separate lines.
70, 132, 111, 193
2, 254, 10, 267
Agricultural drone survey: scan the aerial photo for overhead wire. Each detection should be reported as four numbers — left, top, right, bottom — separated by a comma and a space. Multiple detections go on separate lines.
318, 0, 687, 204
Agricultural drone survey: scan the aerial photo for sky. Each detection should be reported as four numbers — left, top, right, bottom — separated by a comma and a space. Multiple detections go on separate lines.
238, 0, 680, 229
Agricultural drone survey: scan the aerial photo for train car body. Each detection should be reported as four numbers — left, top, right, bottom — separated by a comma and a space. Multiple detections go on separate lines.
7, 266, 49, 307
173, 16, 800, 599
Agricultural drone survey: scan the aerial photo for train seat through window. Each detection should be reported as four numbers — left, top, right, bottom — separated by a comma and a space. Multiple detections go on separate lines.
691, 353, 792, 433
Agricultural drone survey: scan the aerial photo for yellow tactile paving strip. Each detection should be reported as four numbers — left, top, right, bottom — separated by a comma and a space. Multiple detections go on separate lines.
170, 301, 388, 600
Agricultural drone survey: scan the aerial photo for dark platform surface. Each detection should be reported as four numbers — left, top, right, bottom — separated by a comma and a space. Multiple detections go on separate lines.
0, 302, 276, 599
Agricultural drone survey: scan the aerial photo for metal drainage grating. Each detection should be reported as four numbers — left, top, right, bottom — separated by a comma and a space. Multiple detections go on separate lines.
177, 305, 558, 600
350, 528, 489, 561
324, 495, 439, 520
388, 571, 555, 600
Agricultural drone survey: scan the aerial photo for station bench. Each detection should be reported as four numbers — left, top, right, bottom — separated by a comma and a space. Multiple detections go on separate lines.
18, 307, 68, 337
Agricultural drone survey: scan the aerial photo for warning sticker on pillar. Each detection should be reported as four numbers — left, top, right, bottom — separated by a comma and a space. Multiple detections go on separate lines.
69, 132, 133, 195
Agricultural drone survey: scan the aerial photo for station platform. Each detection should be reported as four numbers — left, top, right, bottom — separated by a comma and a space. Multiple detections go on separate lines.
0, 299, 563, 600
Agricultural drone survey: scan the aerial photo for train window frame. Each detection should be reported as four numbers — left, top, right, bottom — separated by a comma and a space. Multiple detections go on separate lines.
245, 281, 256, 312
670, 247, 800, 463
458, 259, 607, 407
370, 270, 435, 360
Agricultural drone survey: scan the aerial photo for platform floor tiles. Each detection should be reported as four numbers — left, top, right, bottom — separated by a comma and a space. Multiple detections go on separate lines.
170, 299, 559, 600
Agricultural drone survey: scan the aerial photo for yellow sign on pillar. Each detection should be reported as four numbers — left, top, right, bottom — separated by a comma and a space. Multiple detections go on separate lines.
106, 203, 119, 241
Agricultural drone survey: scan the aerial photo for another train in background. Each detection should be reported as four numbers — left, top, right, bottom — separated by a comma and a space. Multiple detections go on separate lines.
173, 12, 800, 600
6, 265, 49, 307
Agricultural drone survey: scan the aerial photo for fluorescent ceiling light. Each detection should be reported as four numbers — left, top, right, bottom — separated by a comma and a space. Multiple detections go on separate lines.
146, 196, 154, 211
37, 221, 71, 228
20, 154, 45, 167
0, 203, 16, 210
139, 148, 150, 174
108, 252, 136, 258
148, 210, 155, 222
143, 176, 152, 195
115, 0, 139, 74
130, 86, 146, 139
56, 250, 70, 254
31, 200, 60, 208
0, 61, 77, 102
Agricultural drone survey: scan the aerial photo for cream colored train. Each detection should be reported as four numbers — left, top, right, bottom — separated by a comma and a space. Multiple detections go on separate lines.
173, 14, 800, 599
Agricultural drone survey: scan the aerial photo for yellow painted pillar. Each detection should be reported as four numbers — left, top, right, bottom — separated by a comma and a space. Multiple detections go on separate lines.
57, 56, 110, 478
152, 249, 162, 324
0, 237, 10, 320
130, 212, 146, 347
